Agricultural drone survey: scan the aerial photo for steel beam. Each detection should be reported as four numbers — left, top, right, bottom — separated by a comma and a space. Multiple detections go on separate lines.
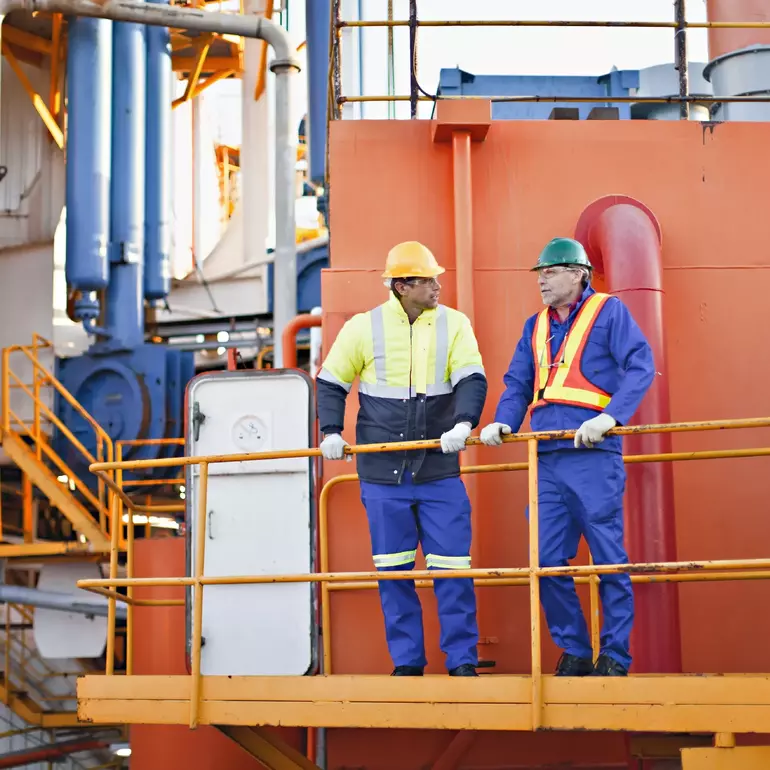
78, 674, 770, 734
218, 725, 320, 770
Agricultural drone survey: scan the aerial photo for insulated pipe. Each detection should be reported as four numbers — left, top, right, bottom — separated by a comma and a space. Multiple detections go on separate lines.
144, 0, 173, 303
575, 195, 682, 675
0, 583, 127, 619
106, 17, 146, 350
65, 16, 112, 332
0, 0, 301, 355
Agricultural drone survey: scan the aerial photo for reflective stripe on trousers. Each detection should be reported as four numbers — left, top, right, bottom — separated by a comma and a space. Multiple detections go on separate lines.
360, 472, 478, 670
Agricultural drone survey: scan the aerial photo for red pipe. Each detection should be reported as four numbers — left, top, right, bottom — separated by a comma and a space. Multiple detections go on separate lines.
280, 314, 322, 370
0, 738, 108, 768
575, 195, 682, 674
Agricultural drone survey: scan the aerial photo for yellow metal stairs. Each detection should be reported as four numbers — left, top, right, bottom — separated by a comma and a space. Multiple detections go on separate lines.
1, 336, 112, 551
1, 430, 109, 548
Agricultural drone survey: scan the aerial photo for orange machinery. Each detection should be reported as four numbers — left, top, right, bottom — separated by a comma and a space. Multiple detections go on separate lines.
80, 2, 770, 769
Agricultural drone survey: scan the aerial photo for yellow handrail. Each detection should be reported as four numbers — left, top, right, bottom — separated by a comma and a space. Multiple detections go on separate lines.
1, 338, 115, 540
76, 414, 770, 731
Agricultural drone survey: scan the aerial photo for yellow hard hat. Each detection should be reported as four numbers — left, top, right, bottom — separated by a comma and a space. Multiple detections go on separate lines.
381, 241, 445, 279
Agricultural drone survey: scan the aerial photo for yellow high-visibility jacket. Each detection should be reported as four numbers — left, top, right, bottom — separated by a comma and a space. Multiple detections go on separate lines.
317, 294, 487, 485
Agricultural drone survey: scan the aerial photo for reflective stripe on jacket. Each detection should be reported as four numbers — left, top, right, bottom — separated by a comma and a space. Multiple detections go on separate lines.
317, 294, 488, 484
531, 292, 612, 410
493, 285, 655, 454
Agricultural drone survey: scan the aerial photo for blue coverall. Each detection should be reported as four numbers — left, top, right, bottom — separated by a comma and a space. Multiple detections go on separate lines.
494, 285, 655, 669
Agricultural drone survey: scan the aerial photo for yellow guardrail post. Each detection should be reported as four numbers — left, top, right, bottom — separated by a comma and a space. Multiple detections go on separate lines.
190, 461, 209, 729
78, 414, 770, 717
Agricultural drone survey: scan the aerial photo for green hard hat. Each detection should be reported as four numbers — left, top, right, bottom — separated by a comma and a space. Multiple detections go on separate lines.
530, 237, 593, 271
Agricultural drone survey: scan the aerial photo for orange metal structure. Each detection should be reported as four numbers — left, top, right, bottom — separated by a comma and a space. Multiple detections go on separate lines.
70, 5, 770, 769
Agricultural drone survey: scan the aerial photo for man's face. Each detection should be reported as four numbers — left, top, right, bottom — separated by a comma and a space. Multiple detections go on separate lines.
396, 277, 441, 309
536, 266, 584, 307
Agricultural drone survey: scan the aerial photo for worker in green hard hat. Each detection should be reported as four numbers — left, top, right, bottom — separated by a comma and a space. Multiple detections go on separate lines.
479, 236, 655, 678
530, 237, 594, 272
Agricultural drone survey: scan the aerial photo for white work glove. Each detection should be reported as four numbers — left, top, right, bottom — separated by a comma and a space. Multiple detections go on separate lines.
320, 433, 349, 461
479, 422, 512, 446
440, 422, 472, 454
574, 413, 617, 449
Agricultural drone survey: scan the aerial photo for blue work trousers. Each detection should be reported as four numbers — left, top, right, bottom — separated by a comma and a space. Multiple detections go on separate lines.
527, 449, 634, 669
359, 473, 478, 671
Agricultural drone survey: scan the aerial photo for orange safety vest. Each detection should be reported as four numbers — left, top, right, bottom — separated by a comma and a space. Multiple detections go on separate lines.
531, 292, 612, 411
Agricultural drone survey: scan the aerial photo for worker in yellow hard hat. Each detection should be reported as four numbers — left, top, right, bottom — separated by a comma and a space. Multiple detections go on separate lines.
316, 240, 488, 677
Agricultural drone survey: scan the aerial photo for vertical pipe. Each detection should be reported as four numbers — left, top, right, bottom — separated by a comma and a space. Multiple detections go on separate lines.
408, 0, 417, 119
304, 0, 330, 186
706, 0, 770, 61
704, 0, 770, 122
281, 313, 321, 370
451, 132, 475, 322
675, 0, 690, 120
65, 17, 112, 331
107, 18, 146, 350
270, 67, 299, 368
576, 196, 682, 674
144, 0, 173, 304
450, 128, 486, 654
191, 96, 204, 266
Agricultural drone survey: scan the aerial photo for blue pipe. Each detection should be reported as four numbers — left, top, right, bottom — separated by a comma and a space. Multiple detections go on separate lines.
144, 0, 173, 304
305, 0, 330, 186
106, 20, 146, 351
65, 18, 112, 327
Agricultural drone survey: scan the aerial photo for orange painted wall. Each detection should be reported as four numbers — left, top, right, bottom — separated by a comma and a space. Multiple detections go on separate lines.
320, 117, 770, 767
129, 537, 306, 769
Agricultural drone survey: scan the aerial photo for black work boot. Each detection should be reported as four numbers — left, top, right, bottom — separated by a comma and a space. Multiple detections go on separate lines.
555, 652, 595, 677
391, 665, 424, 676
448, 663, 478, 677
591, 654, 628, 677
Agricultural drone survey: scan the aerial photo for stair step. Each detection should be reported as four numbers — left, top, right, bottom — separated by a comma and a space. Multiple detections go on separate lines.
1, 431, 110, 548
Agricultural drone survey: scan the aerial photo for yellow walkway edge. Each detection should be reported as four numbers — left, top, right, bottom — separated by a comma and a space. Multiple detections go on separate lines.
2, 430, 110, 548
77, 674, 770, 733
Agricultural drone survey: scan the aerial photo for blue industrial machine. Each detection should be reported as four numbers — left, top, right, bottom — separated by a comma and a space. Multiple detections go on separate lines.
437, 66, 641, 119
54, 4, 194, 486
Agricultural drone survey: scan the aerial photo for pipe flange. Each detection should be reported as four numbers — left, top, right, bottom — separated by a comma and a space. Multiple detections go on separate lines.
270, 57, 302, 74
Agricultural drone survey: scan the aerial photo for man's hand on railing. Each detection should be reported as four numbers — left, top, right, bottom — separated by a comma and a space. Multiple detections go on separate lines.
320, 433, 351, 461
479, 422, 512, 446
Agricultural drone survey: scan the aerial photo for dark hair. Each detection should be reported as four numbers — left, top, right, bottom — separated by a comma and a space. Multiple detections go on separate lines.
390, 277, 412, 299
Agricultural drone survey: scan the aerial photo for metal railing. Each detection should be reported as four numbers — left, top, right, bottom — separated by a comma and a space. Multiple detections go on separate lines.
77, 416, 770, 730
329, 1, 770, 121
0, 335, 114, 539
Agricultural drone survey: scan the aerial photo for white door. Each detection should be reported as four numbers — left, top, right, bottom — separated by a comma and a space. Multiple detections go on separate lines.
185, 369, 316, 676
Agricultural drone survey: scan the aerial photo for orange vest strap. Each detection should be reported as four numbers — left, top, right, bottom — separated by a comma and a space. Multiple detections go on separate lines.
531, 293, 613, 411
